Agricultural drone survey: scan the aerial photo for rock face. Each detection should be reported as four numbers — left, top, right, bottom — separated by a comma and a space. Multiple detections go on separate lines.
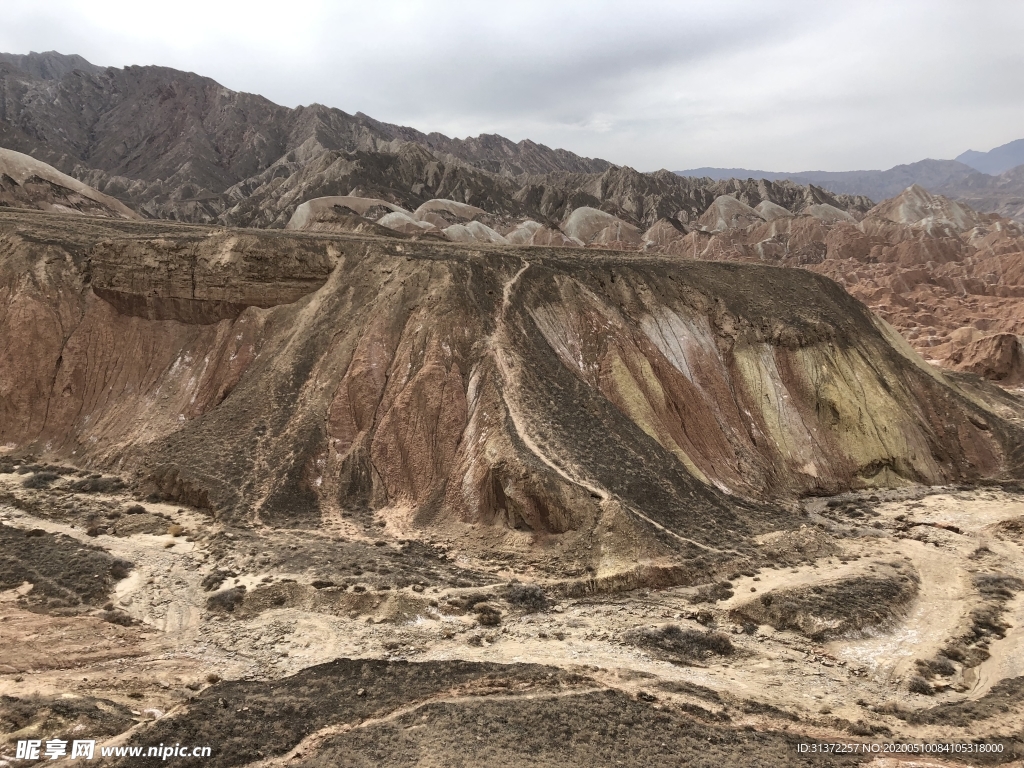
645, 186, 1024, 382
642, 218, 689, 249
754, 200, 793, 221
219, 183, 1024, 387
949, 334, 1024, 385
867, 183, 983, 232
803, 203, 856, 224
698, 196, 764, 231
286, 196, 409, 230
442, 221, 508, 244
0, 148, 139, 219
3, 210, 1021, 572
562, 207, 640, 245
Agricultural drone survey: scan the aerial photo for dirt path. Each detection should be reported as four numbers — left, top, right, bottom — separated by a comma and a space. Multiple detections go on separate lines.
490, 261, 724, 555
833, 539, 969, 682
968, 589, 1024, 699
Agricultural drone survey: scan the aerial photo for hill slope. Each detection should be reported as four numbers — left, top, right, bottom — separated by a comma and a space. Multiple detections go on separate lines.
2, 210, 1020, 578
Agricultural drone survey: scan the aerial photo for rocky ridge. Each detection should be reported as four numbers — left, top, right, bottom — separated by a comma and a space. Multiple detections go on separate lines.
0, 52, 871, 229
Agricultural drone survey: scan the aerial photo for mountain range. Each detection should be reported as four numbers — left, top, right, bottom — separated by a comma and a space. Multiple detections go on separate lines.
2, 50, 1023, 227
676, 145, 1024, 224
0, 50, 884, 229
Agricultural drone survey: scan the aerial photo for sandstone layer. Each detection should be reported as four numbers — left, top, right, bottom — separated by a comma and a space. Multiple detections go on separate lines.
2, 211, 1022, 578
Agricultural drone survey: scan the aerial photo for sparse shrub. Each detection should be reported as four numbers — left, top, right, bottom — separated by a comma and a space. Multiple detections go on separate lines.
908, 676, 933, 695
205, 673, 221, 684
125, 505, 146, 515
474, 602, 503, 626
445, 592, 491, 614
971, 604, 1010, 639
502, 582, 548, 612
691, 581, 734, 604
693, 610, 715, 626
100, 609, 136, 626
730, 573, 918, 641
627, 624, 734, 662
70, 476, 125, 493
940, 644, 967, 662
916, 657, 956, 678
22, 471, 59, 489
974, 573, 1024, 599
206, 586, 246, 613
311, 580, 336, 589
168, 524, 184, 537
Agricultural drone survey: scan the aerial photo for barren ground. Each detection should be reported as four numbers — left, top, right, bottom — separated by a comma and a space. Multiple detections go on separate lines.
2, 466, 1023, 766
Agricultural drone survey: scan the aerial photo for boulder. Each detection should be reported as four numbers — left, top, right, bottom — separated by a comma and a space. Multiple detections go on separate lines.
949, 333, 1024, 385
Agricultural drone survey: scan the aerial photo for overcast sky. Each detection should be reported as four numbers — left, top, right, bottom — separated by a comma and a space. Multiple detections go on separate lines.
3, 0, 1023, 172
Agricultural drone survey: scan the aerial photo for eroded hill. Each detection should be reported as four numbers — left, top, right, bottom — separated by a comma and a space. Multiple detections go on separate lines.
3, 210, 1022, 578
4, 210, 1024, 765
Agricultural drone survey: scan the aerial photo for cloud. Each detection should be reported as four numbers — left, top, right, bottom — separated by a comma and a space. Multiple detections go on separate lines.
1, 0, 1023, 171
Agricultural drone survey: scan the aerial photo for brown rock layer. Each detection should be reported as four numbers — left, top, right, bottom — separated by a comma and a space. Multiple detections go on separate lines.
2, 211, 1022, 573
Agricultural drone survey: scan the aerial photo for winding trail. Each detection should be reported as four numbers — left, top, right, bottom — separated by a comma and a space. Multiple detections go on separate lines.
258, 686, 607, 767
488, 260, 725, 555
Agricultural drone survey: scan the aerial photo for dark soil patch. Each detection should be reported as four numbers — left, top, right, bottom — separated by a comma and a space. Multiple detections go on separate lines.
729, 570, 918, 641
624, 624, 735, 663
891, 676, 1024, 753
691, 581, 734, 604
116, 660, 590, 768
0, 694, 136, 750
0, 522, 133, 612
294, 687, 864, 768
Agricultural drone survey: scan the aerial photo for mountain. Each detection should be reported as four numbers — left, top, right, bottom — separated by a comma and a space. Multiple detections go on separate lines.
4, 209, 1018, 543
0, 49, 103, 80
957, 138, 1024, 175
6, 52, 1024, 759
0, 52, 610, 198
0, 52, 872, 229
677, 159, 1024, 224
676, 159, 981, 201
